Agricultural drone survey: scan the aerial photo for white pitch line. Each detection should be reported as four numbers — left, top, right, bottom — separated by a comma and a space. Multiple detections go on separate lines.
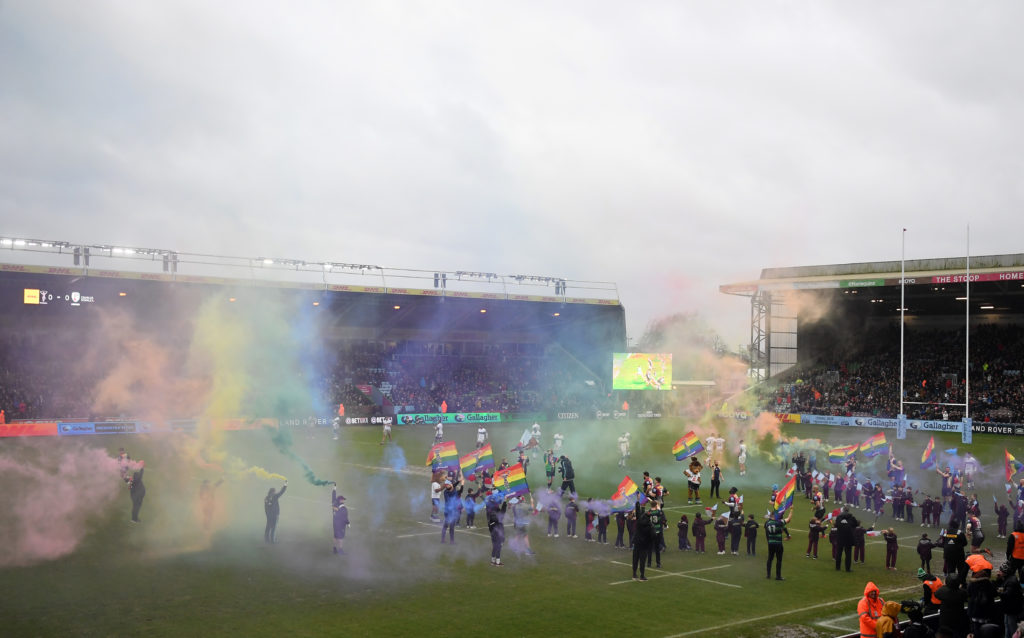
658, 584, 920, 638
396, 531, 448, 539
814, 612, 861, 632
342, 461, 430, 477
607, 561, 740, 587
675, 572, 742, 588
816, 620, 858, 632
415, 520, 491, 539
662, 504, 709, 512
609, 561, 732, 576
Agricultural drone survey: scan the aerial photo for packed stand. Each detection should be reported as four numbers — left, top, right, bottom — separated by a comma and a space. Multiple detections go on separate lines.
323, 340, 609, 417
765, 325, 1024, 423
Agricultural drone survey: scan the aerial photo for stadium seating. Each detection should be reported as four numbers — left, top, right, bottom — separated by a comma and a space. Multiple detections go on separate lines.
762, 324, 1024, 424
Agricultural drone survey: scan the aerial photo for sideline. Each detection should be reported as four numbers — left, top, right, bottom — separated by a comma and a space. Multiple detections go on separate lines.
814, 612, 861, 633
658, 584, 920, 638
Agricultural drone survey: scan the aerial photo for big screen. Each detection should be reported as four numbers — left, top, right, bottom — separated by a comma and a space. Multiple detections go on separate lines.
611, 352, 672, 391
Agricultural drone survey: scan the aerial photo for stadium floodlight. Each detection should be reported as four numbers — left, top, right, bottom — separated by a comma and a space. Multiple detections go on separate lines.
263, 258, 274, 265
323, 263, 332, 271
980, 305, 994, 310
13, 239, 25, 247
0, 239, 11, 246
956, 297, 967, 301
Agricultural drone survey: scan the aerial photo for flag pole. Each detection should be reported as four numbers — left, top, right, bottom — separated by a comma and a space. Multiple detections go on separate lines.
965, 224, 970, 421
900, 228, 906, 418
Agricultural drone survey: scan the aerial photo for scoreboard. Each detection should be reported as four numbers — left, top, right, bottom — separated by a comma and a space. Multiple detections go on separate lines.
23, 288, 96, 307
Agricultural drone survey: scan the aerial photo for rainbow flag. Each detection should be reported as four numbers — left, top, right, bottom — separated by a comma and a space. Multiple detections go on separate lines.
920, 437, 936, 470
459, 450, 480, 481
828, 445, 858, 463
860, 432, 889, 458
475, 444, 495, 475
1006, 450, 1024, 482
673, 431, 704, 461
426, 441, 459, 472
493, 462, 529, 498
772, 476, 796, 519
610, 476, 646, 512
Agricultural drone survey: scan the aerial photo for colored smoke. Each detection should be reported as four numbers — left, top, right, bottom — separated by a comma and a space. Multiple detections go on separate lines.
0, 441, 122, 566
270, 428, 332, 486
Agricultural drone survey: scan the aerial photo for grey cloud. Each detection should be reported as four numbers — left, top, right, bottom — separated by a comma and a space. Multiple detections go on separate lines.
1, 1, 1023, 345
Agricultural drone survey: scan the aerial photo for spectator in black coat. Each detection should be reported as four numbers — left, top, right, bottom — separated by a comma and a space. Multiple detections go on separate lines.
934, 575, 968, 638
264, 482, 287, 543
834, 506, 858, 572
129, 461, 146, 523
631, 500, 653, 581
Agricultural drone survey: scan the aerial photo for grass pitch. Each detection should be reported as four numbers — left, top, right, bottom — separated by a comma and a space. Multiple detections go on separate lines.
0, 418, 1008, 637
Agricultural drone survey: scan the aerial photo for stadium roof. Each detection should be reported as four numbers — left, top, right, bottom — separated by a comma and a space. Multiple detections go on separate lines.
720, 253, 1024, 316
0, 262, 625, 342
0, 261, 619, 307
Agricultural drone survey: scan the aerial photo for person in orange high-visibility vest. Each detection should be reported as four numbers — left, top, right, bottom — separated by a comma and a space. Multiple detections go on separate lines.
440, 400, 448, 414
919, 568, 943, 613
337, 403, 345, 417
622, 401, 629, 411
0, 409, 5, 424
857, 581, 884, 638
1007, 521, 1024, 578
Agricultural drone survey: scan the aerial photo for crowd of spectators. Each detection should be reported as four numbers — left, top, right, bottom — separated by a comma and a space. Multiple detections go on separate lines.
0, 334, 612, 421
0, 333, 96, 421
764, 324, 1024, 423
322, 340, 610, 417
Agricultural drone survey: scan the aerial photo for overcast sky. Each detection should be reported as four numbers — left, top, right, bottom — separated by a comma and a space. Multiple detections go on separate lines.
2, 1, 1023, 346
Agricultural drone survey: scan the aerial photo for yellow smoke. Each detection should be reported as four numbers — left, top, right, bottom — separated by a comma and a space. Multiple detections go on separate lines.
240, 466, 287, 481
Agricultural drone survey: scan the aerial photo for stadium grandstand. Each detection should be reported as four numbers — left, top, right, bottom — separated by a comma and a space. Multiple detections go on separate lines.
722, 253, 1024, 426
0, 239, 625, 424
